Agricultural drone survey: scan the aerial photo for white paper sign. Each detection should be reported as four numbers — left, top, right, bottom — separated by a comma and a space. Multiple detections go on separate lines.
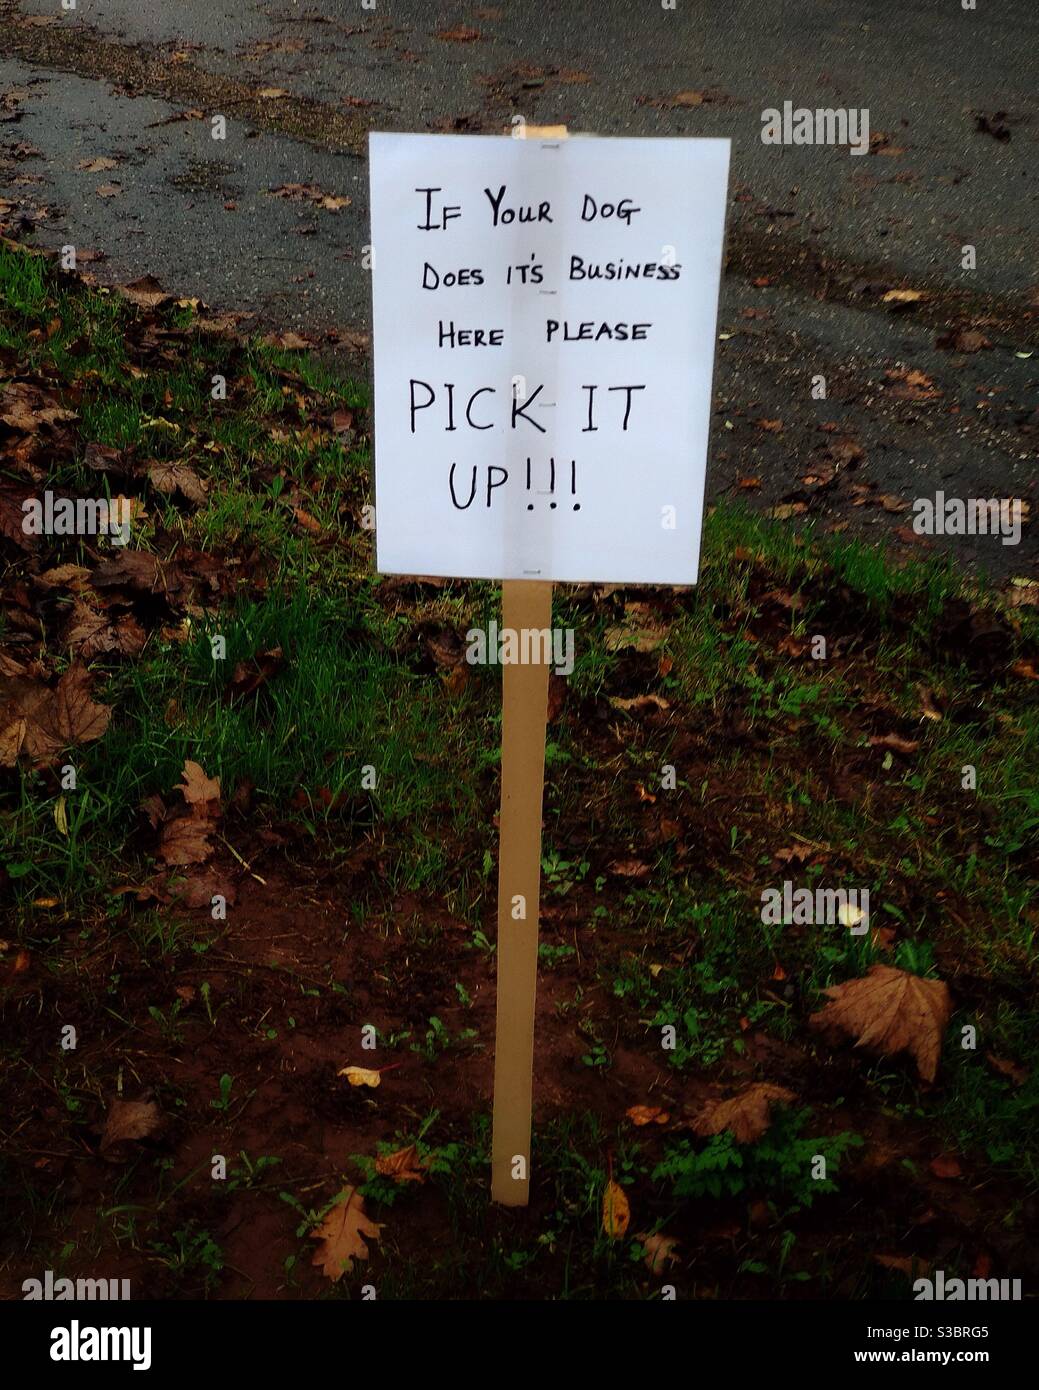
368, 132, 730, 584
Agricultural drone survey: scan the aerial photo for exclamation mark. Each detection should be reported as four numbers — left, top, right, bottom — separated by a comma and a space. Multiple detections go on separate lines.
548, 456, 557, 509
571, 459, 579, 511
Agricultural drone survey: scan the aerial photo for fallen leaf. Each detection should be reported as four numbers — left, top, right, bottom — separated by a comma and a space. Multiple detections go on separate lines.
338, 1065, 381, 1088
869, 732, 919, 755
626, 1105, 670, 1127
375, 1145, 426, 1183
77, 156, 119, 173
687, 1083, 795, 1144
882, 288, 929, 306
935, 328, 991, 353
885, 368, 941, 401
258, 87, 290, 100
636, 1230, 681, 1274
147, 462, 207, 506
756, 418, 783, 433
918, 686, 944, 721
436, 25, 482, 41
985, 1053, 1029, 1086
100, 1098, 161, 1152
177, 760, 221, 816
769, 502, 807, 520
929, 1154, 962, 1180
602, 1179, 630, 1239
607, 693, 669, 715
310, 1186, 382, 1280
118, 275, 170, 309
608, 858, 651, 879
810, 964, 952, 1082
95, 183, 121, 198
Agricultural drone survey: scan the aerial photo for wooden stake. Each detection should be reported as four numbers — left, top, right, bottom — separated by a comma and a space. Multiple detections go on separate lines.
490, 123, 567, 1207
490, 579, 553, 1205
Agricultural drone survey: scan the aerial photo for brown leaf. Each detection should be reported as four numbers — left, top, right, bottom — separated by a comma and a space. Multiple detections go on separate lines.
95, 183, 121, 198
436, 25, 482, 41
869, 731, 920, 755
147, 462, 208, 506
607, 693, 669, 715
47, 665, 112, 746
375, 1145, 426, 1183
626, 1105, 670, 1127
176, 760, 221, 816
602, 1179, 630, 1239
76, 156, 118, 173
985, 1053, 1029, 1086
636, 1230, 681, 1274
810, 964, 952, 1082
310, 1186, 383, 1280
257, 87, 290, 100
100, 1098, 161, 1152
118, 275, 170, 309
687, 1083, 795, 1144
608, 858, 651, 879
881, 288, 929, 306
935, 328, 991, 353
884, 368, 941, 401
929, 1154, 962, 1180
755, 418, 783, 433
159, 816, 216, 867
672, 90, 705, 106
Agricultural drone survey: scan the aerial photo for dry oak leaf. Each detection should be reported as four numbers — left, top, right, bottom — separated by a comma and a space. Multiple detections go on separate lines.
148, 462, 208, 506
100, 1098, 161, 1152
636, 1231, 681, 1274
338, 1065, 381, 1088
375, 1145, 426, 1183
626, 1105, 670, 1127
76, 156, 118, 173
310, 1186, 383, 1281
602, 1179, 630, 1239
688, 1083, 795, 1144
810, 964, 952, 1082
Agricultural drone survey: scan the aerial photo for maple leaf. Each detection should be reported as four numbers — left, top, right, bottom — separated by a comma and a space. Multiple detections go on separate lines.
810, 964, 952, 1082
687, 1083, 795, 1144
177, 760, 221, 817
602, 1179, 630, 1239
159, 816, 216, 867
310, 1186, 382, 1280
100, 1098, 162, 1152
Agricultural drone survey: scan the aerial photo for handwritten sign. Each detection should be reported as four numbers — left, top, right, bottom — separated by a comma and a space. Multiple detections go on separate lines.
369, 133, 730, 585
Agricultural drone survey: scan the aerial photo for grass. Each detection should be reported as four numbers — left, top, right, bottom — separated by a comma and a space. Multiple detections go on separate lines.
2, 237, 1038, 1300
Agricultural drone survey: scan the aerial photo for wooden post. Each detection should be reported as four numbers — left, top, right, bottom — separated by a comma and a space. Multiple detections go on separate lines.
490, 579, 553, 1205
490, 123, 566, 1206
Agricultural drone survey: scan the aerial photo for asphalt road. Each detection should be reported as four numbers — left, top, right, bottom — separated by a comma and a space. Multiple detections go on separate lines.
2, 0, 1036, 576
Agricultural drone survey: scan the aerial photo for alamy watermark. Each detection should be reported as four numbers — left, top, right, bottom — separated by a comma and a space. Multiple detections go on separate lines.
913, 493, 1024, 546
761, 881, 869, 933
22, 491, 131, 546
465, 621, 574, 676
914, 1270, 1022, 1301
761, 101, 869, 156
